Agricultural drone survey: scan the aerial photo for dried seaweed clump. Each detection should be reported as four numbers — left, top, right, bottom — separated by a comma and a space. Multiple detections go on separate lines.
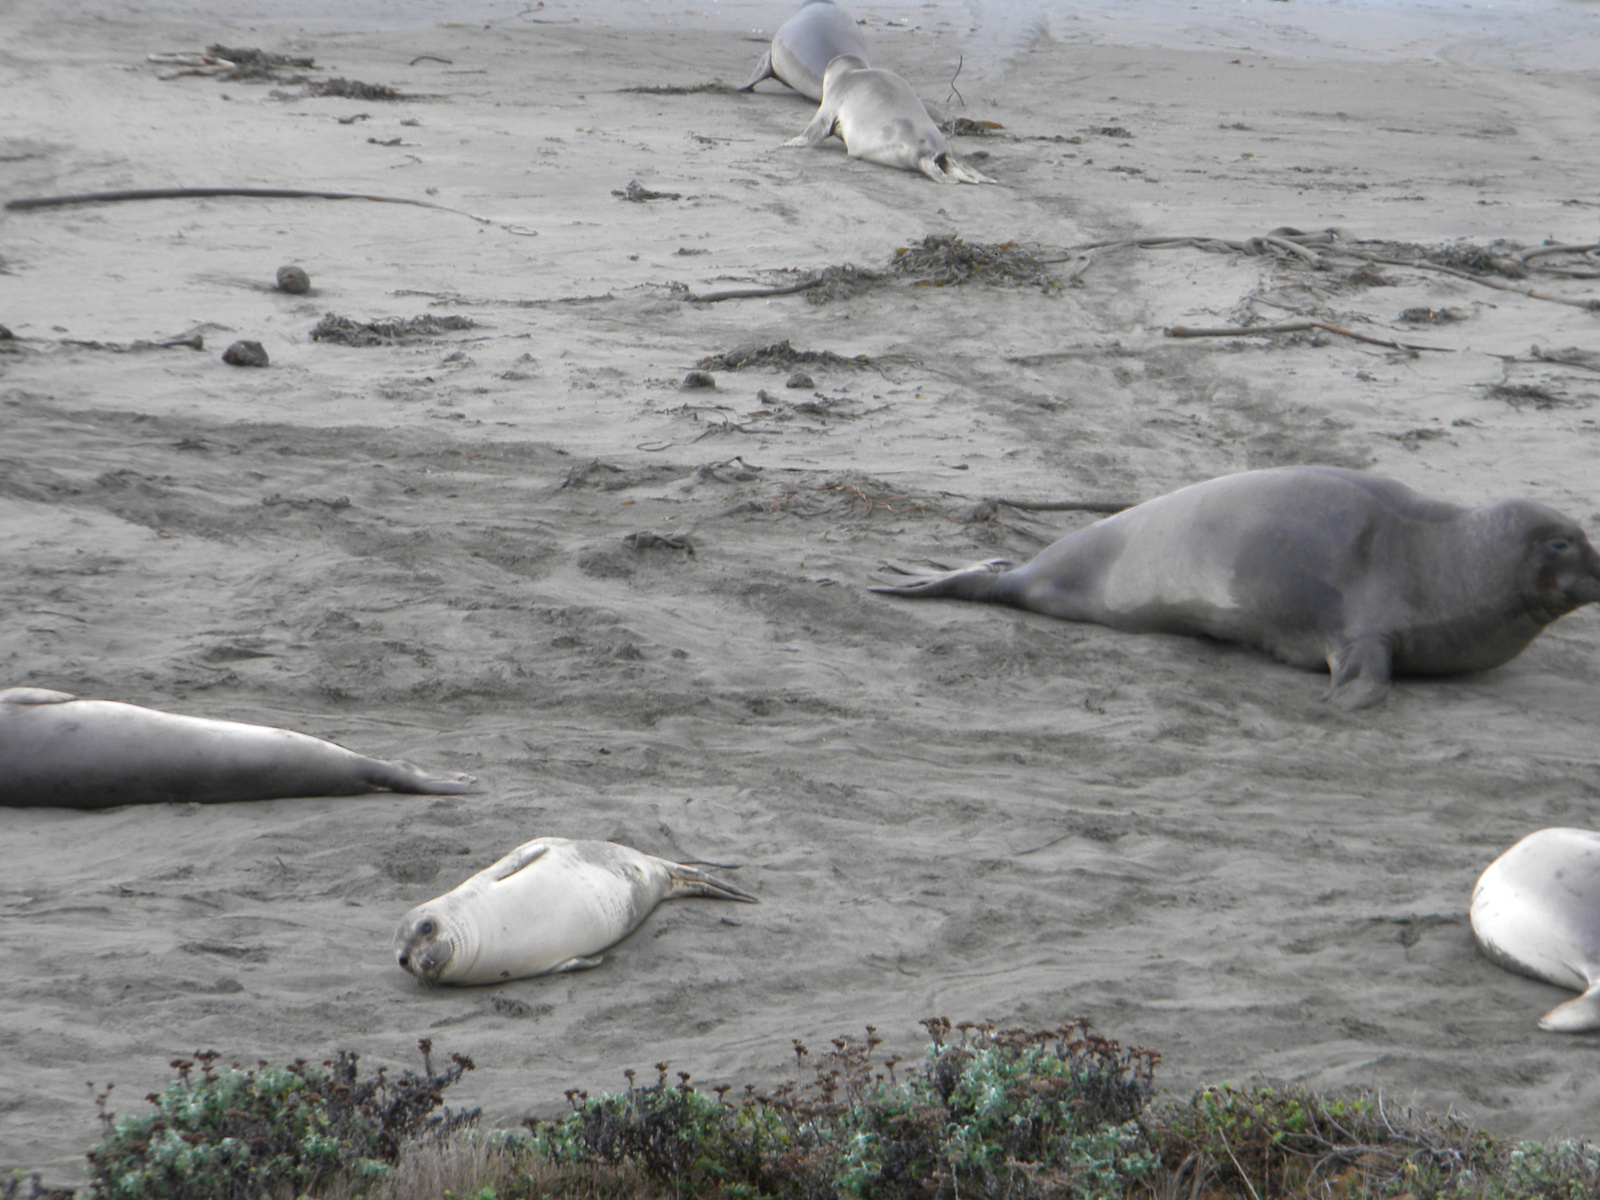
309, 77, 407, 101
83, 1041, 475, 1200
804, 262, 889, 305
890, 234, 1059, 292
698, 338, 869, 371
311, 312, 476, 346
205, 44, 314, 80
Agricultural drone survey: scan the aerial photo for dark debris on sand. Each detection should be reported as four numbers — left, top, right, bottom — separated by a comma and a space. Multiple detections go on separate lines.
205, 43, 314, 81
309, 78, 413, 101
310, 312, 476, 346
697, 339, 870, 372
890, 234, 1061, 293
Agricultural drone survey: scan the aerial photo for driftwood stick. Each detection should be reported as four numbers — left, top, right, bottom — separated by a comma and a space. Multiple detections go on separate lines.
991, 496, 1132, 514
1335, 253, 1600, 310
686, 277, 824, 303
1515, 243, 1600, 263
4, 187, 493, 224
1164, 320, 1451, 352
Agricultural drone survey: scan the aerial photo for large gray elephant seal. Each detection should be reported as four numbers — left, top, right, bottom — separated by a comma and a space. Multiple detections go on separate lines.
0, 687, 476, 807
872, 466, 1600, 708
740, 0, 869, 102
786, 56, 993, 184
394, 836, 757, 985
1471, 828, 1600, 1032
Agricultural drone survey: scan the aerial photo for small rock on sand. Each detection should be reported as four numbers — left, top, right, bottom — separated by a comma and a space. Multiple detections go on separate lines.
222, 340, 270, 367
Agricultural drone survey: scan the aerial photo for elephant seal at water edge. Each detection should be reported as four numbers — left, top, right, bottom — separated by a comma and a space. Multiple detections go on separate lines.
872, 465, 1600, 709
0, 687, 476, 807
786, 56, 993, 184
1471, 828, 1600, 1032
394, 836, 757, 985
739, 0, 869, 102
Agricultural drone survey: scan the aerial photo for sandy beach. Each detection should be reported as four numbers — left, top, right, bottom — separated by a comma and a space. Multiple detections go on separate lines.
4, 0, 1600, 1183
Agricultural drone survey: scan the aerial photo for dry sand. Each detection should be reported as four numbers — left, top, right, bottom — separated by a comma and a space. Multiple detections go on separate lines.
5, 0, 1600, 1183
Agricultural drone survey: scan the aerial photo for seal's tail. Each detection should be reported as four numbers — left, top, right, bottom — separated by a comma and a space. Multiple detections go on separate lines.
666, 863, 760, 904
869, 559, 1019, 604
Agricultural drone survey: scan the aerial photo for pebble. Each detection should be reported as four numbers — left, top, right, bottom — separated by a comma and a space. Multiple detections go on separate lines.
222, 340, 270, 367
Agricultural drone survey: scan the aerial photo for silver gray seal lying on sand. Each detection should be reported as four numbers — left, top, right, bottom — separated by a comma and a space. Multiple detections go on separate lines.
0, 687, 476, 807
394, 836, 758, 985
873, 466, 1600, 709
785, 56, 993, 184
1471, 828, 1600, 1032
740, 0, 869, 102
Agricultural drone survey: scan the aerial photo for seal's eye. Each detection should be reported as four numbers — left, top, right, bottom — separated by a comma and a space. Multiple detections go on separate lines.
419, 920, 435, 936
1549, 539, 1571, 554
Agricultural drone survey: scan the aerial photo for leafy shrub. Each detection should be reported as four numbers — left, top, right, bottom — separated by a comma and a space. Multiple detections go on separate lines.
526, 1017, 1158, 1200
83, 1040, 476, 1200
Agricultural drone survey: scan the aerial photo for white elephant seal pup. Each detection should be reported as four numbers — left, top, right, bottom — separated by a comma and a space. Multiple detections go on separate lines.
873, 465, 1600, 709
394, 837, 758, 985
1471, 828, 1600, 1032
0, 687, 476, 808
740, 0, 869, 102
786, 56, 993, 184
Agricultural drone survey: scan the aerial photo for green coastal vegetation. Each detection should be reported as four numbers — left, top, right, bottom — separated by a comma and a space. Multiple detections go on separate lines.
20, 1018, 1599, 1200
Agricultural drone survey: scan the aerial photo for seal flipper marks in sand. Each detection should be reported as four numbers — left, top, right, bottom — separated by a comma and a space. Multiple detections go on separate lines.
0, 687, 478, 807
872, 466, 1600, 708
1471, 828, 1600, 1032
393, 836, 758, 986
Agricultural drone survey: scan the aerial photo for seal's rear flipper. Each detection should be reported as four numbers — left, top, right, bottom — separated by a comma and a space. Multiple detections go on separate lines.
1538, 982, 1600, 1032
739, 51, 775, 92
869, 559, 1017, 603
666, 862, 759, 903
368, 760, 482, 795
936, 154, 995, 185
1324, 637, 1393, 710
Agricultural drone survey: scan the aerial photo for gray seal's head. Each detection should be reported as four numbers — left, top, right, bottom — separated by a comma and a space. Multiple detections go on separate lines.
394, 902, 472, 984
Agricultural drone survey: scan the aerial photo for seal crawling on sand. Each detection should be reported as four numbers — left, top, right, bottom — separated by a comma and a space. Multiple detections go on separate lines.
394, 836, 758, 985
0, 687, 477, 807
1471, 828, 1600, 1032
740, 0, 869, 102
786, 56, 993, 184
873, 466, 1600, 708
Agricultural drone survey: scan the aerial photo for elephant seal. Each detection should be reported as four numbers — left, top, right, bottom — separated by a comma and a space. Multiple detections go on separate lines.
740, 0, 869, 102
1471, 828, 1600, 1032
0, 687, 476, 808
872, 466, 1600, 708
786, 56, 993, 184
394, 836, 757, 985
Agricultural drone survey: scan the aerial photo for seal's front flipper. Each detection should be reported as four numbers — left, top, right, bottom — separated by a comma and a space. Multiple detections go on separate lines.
1325, 637, 1393, 710
739, 50, 774, 92
0, 687, 78, 705
552, 955, 604, 974
1539, 982, 1600, 1032
786, 106, 838, 147
492, 841, 552, 881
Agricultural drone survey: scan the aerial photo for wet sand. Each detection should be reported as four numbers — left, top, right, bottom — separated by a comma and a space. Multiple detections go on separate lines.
4, 0, 1600, 1182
